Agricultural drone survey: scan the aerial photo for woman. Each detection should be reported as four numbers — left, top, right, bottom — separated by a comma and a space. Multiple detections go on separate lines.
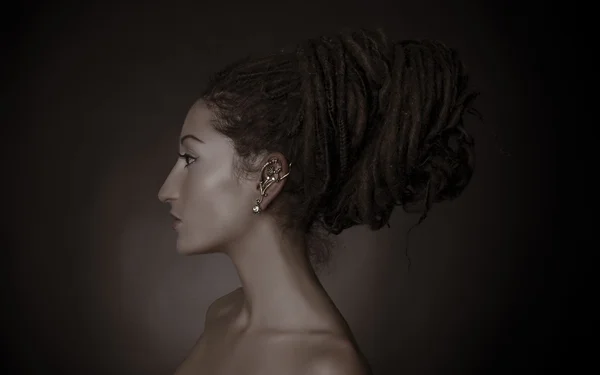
158, 28, 478, 375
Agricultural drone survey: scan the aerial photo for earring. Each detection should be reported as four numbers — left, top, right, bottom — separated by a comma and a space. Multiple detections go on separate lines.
252, 158, 292, 214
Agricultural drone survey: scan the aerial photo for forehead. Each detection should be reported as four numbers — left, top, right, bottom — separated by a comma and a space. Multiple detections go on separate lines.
181, 99, 214, 136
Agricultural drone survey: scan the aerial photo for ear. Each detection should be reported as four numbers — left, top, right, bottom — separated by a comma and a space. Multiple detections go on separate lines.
253, 152, 291, 212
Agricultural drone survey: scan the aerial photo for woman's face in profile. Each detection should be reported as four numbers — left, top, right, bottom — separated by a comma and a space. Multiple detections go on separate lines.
158, 100, 258, 255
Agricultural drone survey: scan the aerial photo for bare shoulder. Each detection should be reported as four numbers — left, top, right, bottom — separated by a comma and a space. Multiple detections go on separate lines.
204, 287, 243, 323
300, 335, 371, 375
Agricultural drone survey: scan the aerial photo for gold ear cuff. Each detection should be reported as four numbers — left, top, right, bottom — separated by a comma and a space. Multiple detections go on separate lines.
252, 158, 292, 214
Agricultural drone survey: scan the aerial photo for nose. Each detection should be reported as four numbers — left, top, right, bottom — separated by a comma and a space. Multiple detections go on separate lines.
158, 183, 173, 203
158, 165, 179, 203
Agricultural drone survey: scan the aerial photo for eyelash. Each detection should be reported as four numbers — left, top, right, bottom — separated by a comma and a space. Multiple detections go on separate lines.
178, 153, 197, 167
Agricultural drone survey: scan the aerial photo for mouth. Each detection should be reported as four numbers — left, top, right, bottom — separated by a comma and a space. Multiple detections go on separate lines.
170, 213, 182, 230
172, 220, 182, 230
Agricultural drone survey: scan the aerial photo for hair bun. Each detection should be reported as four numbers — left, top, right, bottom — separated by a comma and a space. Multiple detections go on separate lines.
296, 29, 478, 234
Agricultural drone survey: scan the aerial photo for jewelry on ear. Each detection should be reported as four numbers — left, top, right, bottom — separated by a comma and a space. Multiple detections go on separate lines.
252, 158, 292, 214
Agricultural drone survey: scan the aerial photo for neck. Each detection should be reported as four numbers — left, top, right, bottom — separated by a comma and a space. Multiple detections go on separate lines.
224, 218, 341, 333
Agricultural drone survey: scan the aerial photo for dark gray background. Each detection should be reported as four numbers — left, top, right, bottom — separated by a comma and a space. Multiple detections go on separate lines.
4, 0, 563, 374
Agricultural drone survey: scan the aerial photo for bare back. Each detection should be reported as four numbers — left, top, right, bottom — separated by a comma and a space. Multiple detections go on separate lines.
172, 288, 370, 375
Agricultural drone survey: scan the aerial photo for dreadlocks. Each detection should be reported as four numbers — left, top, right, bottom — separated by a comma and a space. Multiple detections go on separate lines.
202, 28, 478, 268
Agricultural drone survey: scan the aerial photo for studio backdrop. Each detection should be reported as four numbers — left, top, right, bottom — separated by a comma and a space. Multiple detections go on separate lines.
5, 1, 558, 374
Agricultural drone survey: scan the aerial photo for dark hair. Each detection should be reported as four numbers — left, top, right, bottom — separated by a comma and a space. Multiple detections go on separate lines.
201, 28, 478, 269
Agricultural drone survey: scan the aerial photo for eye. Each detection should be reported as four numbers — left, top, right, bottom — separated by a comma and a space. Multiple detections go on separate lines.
178, 153, 198, 167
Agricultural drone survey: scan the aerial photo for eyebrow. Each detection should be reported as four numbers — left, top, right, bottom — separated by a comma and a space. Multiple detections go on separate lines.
180, 134, 204, 145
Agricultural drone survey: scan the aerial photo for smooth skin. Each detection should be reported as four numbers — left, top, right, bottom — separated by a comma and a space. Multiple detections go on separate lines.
158, 100, 371, 375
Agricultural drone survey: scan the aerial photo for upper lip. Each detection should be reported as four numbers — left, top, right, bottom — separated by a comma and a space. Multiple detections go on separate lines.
170, 212, 181, 221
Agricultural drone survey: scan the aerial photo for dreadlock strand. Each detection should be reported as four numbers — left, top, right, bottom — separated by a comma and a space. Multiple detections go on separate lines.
327, 37, 350, 179
405, 46, 426, 171
307, 41, 334, 198
393, 43, 413, 177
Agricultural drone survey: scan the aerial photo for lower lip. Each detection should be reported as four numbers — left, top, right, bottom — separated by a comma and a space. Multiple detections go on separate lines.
172, 220, 181, 230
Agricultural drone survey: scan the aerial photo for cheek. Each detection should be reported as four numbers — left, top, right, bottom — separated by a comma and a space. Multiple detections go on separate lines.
178, 169, 255, 249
